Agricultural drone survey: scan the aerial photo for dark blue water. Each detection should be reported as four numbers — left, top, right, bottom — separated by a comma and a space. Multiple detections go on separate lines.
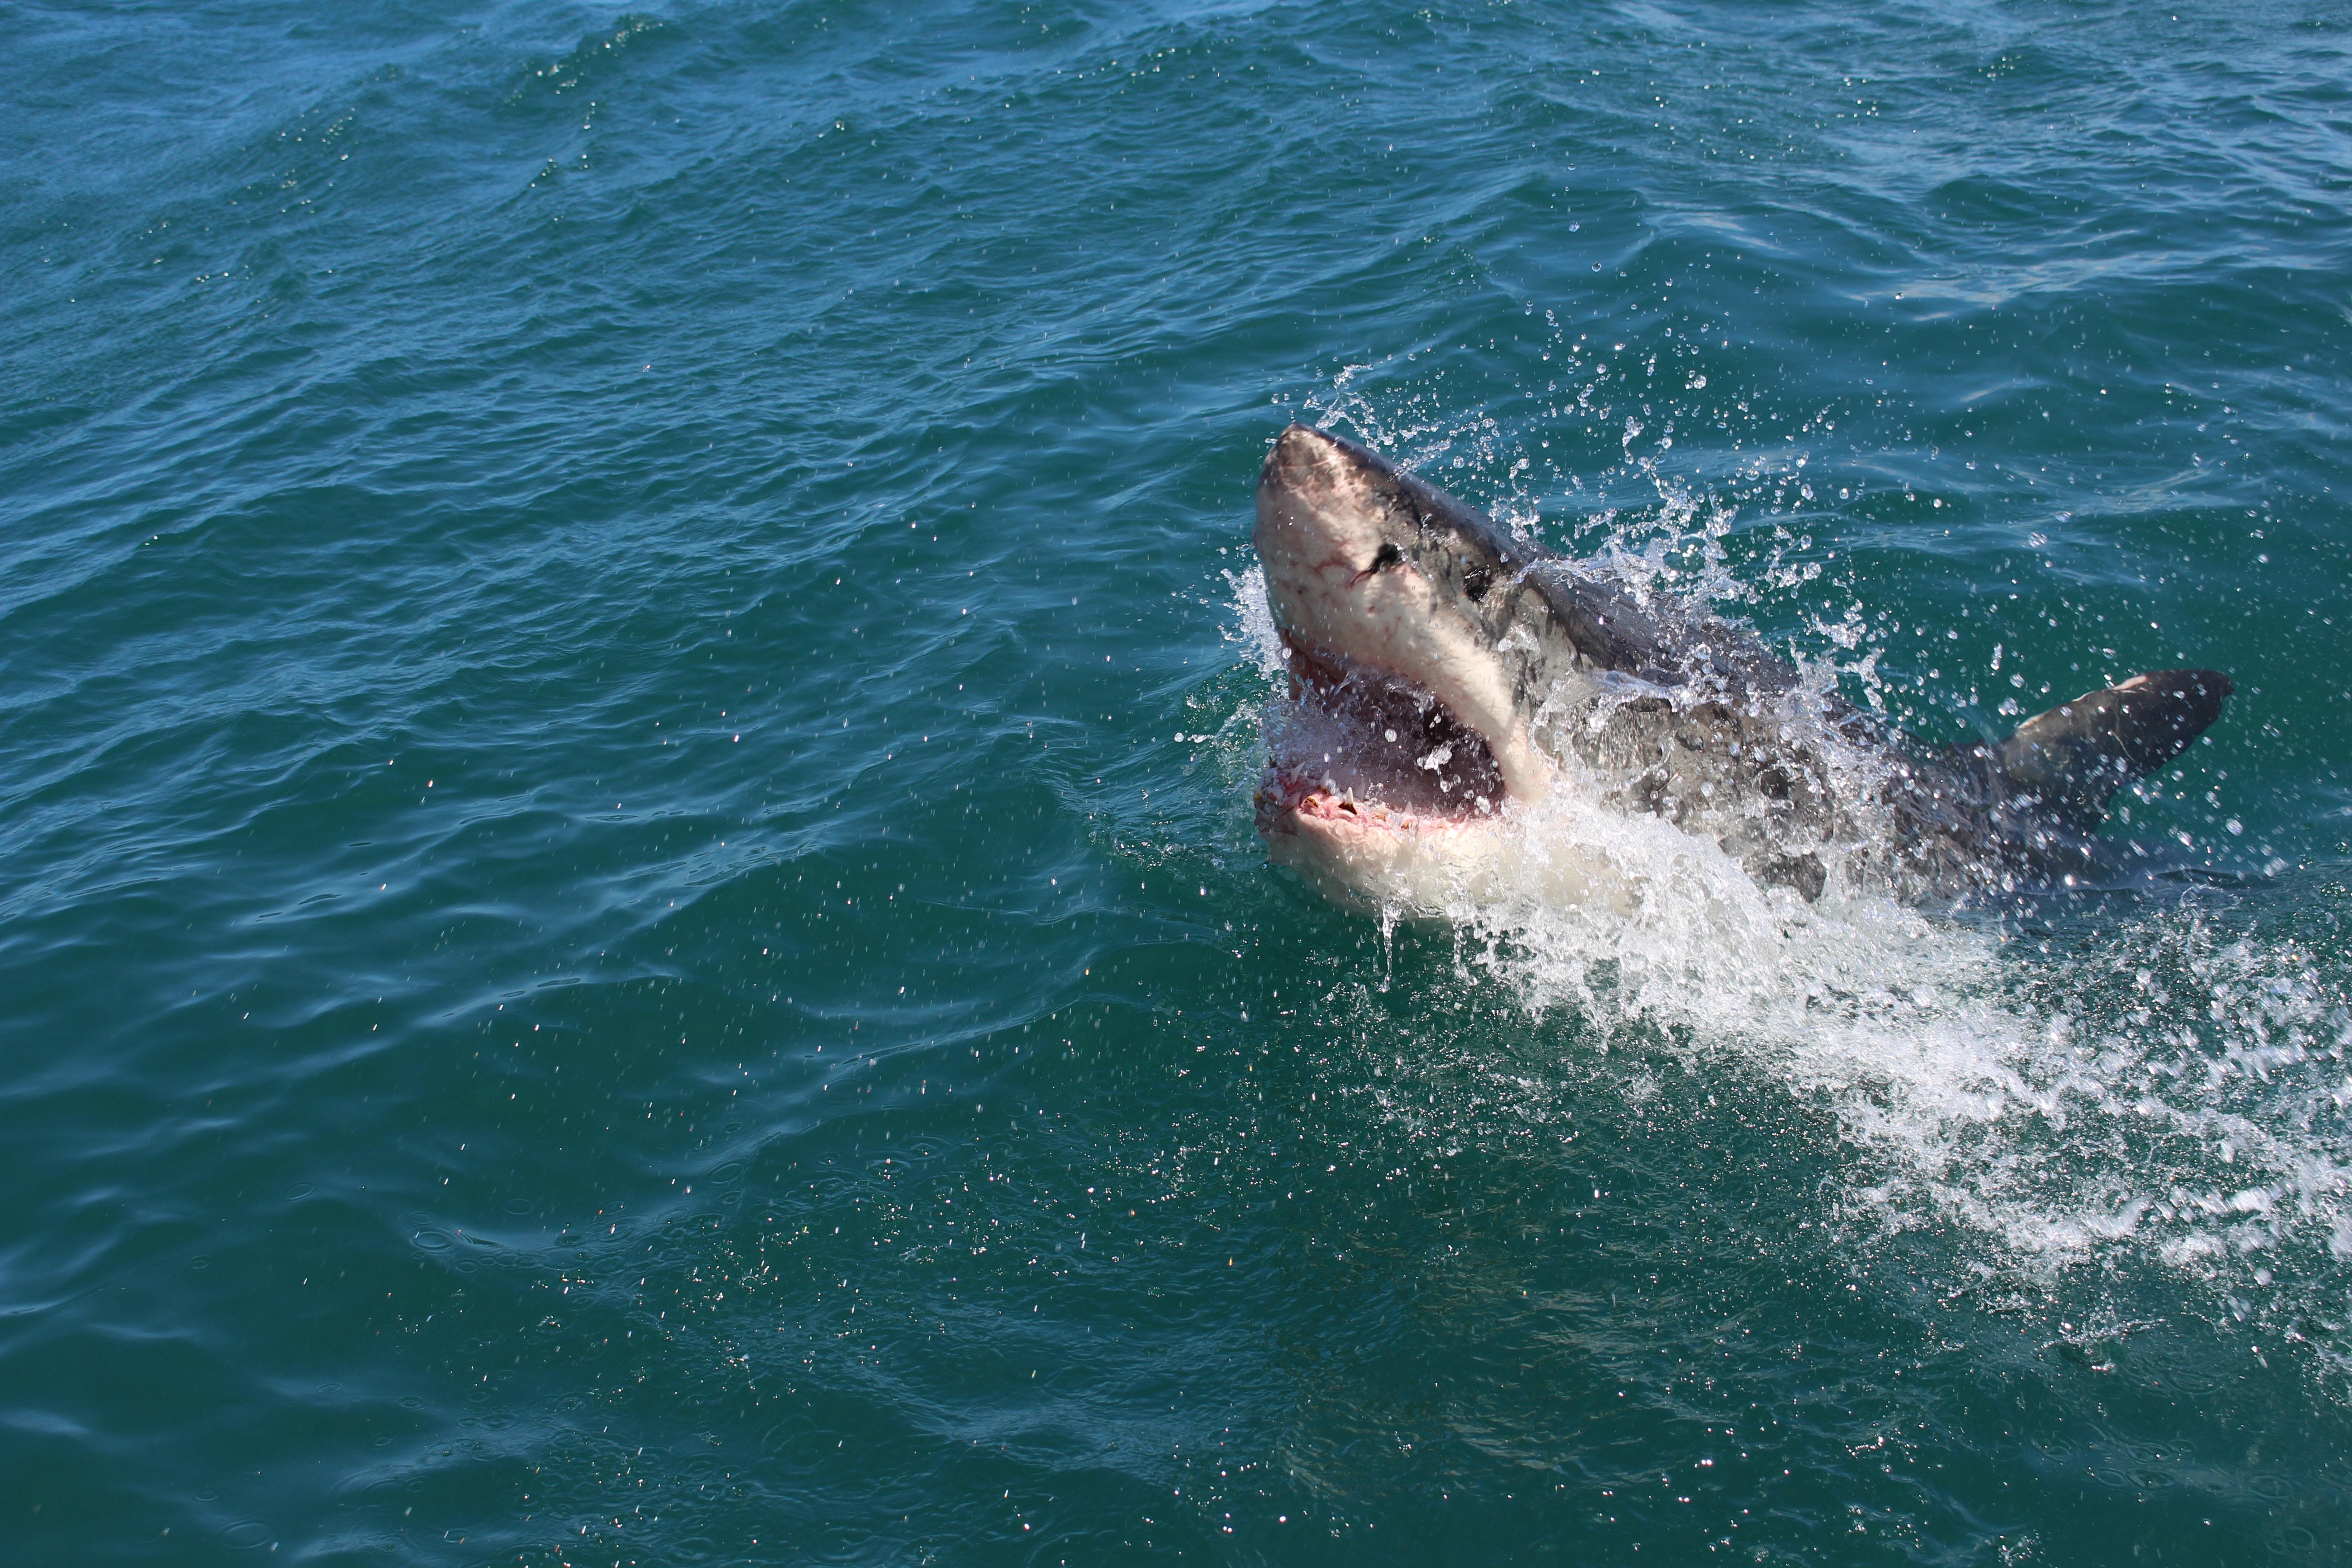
5, 2, 2352, 1563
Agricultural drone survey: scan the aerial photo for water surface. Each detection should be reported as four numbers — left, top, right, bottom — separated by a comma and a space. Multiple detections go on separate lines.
5, 1, 2352, 1563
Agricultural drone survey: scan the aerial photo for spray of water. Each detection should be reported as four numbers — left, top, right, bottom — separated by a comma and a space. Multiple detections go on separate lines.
1230, 384, 2352, 1382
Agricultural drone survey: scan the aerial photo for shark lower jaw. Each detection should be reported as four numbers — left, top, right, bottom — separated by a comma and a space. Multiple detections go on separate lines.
1254, 637, 1516, 856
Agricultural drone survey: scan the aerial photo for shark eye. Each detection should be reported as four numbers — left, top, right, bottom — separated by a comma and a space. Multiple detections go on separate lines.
1462, 561, 1495, 601
1352, 541, 1406, 585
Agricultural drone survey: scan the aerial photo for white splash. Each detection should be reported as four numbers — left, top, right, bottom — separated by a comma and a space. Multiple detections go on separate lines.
1229, 383, 2352, 1375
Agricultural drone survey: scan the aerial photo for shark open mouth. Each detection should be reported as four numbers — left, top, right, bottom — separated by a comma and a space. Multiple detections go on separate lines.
1255, 637, 1508, 838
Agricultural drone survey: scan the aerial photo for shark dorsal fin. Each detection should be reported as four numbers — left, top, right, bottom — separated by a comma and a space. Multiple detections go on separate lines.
1994, 669, 2233, 828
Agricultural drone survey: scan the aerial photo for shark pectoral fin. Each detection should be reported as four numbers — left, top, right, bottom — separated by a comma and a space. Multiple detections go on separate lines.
1995, 668, 2233, 828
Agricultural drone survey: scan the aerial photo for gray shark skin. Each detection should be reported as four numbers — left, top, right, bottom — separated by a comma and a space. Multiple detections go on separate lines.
1251, 422, 2231, 911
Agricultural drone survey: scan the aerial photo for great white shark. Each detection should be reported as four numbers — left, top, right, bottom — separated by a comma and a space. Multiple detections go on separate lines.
1251, 423, 2232, 915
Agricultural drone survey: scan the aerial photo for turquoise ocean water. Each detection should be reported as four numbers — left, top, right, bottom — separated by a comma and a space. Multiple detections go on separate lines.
6, 2, 2352, 1562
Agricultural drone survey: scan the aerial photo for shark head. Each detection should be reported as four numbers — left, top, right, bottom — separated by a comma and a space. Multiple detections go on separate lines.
1250, 424, 1555, 906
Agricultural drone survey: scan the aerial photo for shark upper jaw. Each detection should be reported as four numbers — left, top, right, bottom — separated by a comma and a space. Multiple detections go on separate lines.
1251, 424, 1549, 861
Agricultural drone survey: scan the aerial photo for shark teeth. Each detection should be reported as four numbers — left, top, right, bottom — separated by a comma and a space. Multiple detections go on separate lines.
1254, 765, 1494, 841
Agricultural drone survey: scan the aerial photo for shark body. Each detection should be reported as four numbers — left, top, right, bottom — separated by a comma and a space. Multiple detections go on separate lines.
1251, 423, 2231, 914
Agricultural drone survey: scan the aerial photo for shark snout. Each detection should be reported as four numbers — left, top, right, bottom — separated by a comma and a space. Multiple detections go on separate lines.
1256, 424, 1387, 553
1262, 421, 1350, 496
